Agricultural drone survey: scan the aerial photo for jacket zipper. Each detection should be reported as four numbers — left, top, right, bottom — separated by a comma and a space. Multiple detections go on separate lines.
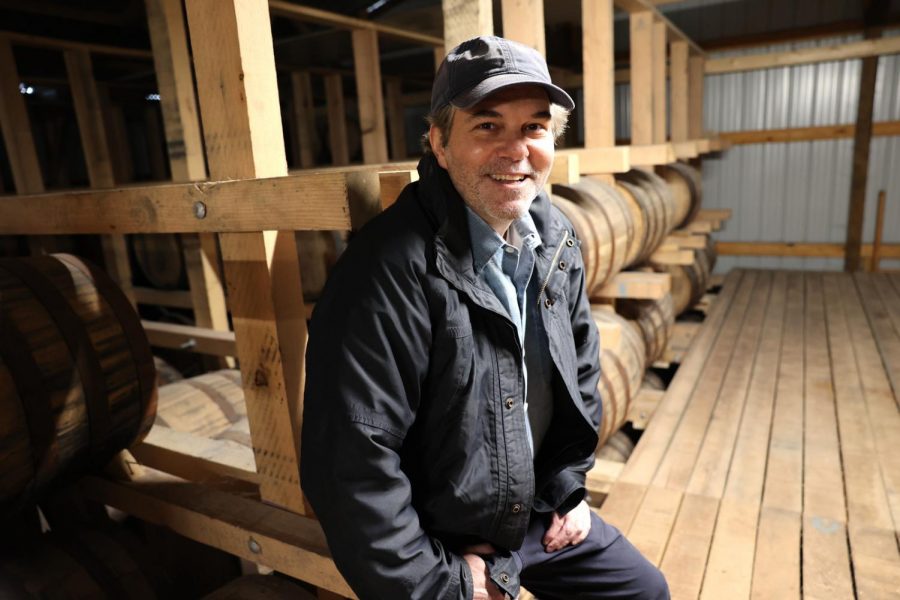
537, 229, 568, 307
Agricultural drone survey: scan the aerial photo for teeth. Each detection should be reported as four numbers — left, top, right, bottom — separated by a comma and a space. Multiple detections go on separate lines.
490, 174, 527, 182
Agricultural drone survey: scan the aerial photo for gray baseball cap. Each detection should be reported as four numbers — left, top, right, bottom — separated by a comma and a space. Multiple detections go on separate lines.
430, 36, 575, 114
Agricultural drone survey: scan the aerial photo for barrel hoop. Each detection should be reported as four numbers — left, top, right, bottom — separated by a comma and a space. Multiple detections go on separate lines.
0, 258, 110, 462
0, 302, 55, 482
185, 377, 243, 424
56, 254, 157, 441
53, 532, 131, 598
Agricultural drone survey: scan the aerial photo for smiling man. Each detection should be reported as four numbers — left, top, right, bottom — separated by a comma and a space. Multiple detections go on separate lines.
301, 36, 668, 600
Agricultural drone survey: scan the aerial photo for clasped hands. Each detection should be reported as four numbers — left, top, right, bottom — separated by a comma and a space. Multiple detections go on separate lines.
462, 500, 591, 599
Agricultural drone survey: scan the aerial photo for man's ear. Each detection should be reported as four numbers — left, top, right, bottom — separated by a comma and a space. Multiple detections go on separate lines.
429, 126, 449, 169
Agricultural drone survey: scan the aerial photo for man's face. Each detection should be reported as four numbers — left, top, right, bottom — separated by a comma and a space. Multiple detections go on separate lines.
430, 85, 555, 234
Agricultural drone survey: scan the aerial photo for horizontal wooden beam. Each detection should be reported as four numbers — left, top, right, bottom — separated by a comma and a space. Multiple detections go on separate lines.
0, 31, 153, 59
613, 0, 703, 55
665, 234, 708, 249
142, 320, 237, 356
696, 208, 732, 221
650, 248, 694, 265
78, 469, 356, 598
549, 152, 580, 184
719, 121, 900, 145
268, 0, 442, 46
706, 35, 900, 74
593, 271, 672, 300
560, 147, 631, 174
629, 143, 676, 166
0, 174, 351, 235
717, 241, 900, 258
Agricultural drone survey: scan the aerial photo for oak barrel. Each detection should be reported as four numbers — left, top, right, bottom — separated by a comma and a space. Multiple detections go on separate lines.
657, 161, 702, 229
616, 168, 676, 263
154, 369, 245, 438
551, 194, 604, 293
0, 254, 157, 515
130, 233, 186, 290
654, 236, 717, 315
617, 293, 676, 364
596, 430, 635, 463
592, 308, 646, 448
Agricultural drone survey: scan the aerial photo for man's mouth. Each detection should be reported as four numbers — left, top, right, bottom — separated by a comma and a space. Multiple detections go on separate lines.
489, 173, 529, 183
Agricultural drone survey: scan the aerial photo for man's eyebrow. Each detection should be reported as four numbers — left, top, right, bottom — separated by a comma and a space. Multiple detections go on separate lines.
465, 109, 553, 120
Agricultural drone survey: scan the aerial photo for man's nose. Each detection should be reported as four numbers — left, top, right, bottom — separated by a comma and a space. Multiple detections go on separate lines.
497, 134, 529, 161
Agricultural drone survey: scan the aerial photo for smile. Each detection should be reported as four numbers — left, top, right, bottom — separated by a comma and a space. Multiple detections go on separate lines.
489, 174, 529, 182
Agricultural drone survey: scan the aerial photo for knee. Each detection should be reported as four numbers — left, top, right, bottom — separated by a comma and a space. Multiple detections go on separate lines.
639, 564, 670, 600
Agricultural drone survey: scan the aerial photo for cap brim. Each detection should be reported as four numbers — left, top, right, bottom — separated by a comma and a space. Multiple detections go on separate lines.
450, 73, 575, 111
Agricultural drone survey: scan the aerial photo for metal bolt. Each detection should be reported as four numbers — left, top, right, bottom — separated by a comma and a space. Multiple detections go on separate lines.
248, 537, 262, 554
193, 200, 207, 219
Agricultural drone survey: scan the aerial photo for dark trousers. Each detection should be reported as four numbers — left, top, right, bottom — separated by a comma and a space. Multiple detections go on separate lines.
513, 511, 670, 599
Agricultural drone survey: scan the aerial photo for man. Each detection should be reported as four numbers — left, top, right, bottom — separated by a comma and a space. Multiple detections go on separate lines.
301, 36, 668, 600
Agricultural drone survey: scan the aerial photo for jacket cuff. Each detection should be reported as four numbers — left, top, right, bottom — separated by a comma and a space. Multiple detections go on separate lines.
535, 467, 586, 515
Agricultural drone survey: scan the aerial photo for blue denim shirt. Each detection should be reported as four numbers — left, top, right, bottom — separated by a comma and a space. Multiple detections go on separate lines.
465, 206, 554, 456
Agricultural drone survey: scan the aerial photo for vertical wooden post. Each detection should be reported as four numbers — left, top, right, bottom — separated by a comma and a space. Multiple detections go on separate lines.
670, 40, 689, 142
442, 0, 493, 51
688, 53, 704, 139
0, 39, 44, 195
844, 52, 879, 271
99, 87, 134, 184
291, 71, 317, 168
352, 29, 389, 164
869, 190, 886, 272
64, 48, 135, 303
146, 0, 230, 368
324, 73, 349, 166
185, 0, 307, 514
144, 105, 168, 180
629, 11, 654, 146
582, 0, 614, 148
651, 20, 667, 144
384, 77, 407, 161
500, 0, 545, 56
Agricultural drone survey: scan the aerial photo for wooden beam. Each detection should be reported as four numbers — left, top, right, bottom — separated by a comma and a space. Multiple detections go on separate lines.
0, 174, 351, 235
442, 0, 494, 51
500, 0, 545, 56
292, 71, 317, 168
870, 190, 887, 272
78, 469, 356, 598
143, 319, 237, 356
593, 271, 671, 300
696, 208, 732, 221
133, 286, 194, 309
613, 0, 703, 54
629, 11, 654, 146
670, 40, 689, 142
378, 170, 417, 211
0, 30, 153, 59
185, 0, 307, 514
650, 248, 694, 265
652, 20, 667, 144
630, 143, 675, 166
548, 152, 580, 184
324, 74, 350, 166
688, 54, 704, 139
384, 78, 407, 161
582, 0, 615, 148
352, 29, 389, 164
268, 0, 441, 47
717, 242, 900, 259
720, 121, 900, 145
845, 33, 880, 271
705, 35, 900, 75
64, 47, 134, 303
0, 38, 44, 195
561, 146, 630, 174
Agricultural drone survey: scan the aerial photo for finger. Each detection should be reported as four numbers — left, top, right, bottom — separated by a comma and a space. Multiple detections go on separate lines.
463, 542, 497, 555
542, 513, 565, 546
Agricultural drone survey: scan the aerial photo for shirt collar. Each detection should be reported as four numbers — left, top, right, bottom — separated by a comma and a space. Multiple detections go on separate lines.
465, 206, 543, 275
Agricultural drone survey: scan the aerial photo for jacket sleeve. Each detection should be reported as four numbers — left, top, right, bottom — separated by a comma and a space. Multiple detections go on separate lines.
541, 226, 604, 515
301, 256, 472, 600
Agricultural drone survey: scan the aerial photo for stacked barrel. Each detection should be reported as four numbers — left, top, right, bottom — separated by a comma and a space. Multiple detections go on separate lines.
552, 161, 715, 458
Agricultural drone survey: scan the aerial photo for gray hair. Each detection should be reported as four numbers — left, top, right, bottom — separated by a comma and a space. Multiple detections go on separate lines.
421, 103, 571, 155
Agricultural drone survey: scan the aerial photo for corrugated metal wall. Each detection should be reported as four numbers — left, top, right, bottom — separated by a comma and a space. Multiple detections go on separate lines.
614, 30, 900, 273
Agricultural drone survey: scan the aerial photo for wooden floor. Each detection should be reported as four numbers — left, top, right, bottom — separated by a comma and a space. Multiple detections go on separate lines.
599, 269, 900, 599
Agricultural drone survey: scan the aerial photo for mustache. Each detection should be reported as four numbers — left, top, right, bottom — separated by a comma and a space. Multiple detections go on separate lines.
480, 163, 536, 177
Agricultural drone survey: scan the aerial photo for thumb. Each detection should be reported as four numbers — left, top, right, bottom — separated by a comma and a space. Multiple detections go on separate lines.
542, 512, 564, 545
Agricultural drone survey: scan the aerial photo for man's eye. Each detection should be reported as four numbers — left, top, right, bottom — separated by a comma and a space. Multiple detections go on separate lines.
476, 122, 496, 130
526, 123, 548, 132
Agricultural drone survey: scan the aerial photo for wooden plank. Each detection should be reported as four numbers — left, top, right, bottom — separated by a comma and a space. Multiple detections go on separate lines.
143, 319, 237, 356
585, 459, 625, 499
547, 152, 579, 184
719, 121, 900, 145
268, 0, 441, 46
613, 0, 703, 54
582, 0, 615, 148
861, 273, 900, 399
627, 387, 665, 431
669, 41, 689, 143
658, 320, 701, 365
64, 47, 134, 303
658, 494, 719, 597
384, 78, 407, 161
0, 38, 45, 194
750, 271, 805, 598
664, 234, 706, 249
378, 170, 417, 211
870, 190, 887, 272
696, 208, 731, 221
649, 248, 693, 265
442, 0, 493, 52
705, 35, 900, 74
292, 72, 317, 168
352, 29, 389, 165
324, 74, 350, 166
0, 30, 153, 58
629, 11, 654, 146
801, 273, 854, 598
134, 286, 194, 309
625, 486, 683, 565
688, 55, 704, 139
700, 271, 786, 598
718, 241, 900, 259
651, 20, 667, 144
629, 143, 675, 166
0, 174, 351, 235
845, 44, 879, 271
672, 141, 698, 159
500, 0, 545, 56
561, 146, 630, 174
592, 271, 671, 300
78, 469, 356, 598
185, 0, 307, 514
